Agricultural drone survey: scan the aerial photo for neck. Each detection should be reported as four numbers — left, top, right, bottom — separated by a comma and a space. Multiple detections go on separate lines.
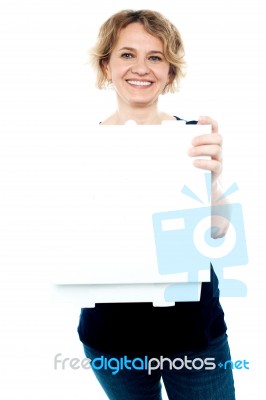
110, 100, 170, 125
120, 103, 159, 124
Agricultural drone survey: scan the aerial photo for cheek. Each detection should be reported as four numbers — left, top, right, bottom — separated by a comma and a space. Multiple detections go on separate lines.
157, 66, 171, 84
110, 66, 130, 84
105, 61, 124, 81
161, 71, 170, 86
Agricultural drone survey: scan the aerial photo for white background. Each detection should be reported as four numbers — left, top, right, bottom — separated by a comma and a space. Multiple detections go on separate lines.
0, 0, 265, 398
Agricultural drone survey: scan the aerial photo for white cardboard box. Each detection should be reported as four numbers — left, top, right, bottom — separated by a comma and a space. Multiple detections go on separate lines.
1, 122, 213, 306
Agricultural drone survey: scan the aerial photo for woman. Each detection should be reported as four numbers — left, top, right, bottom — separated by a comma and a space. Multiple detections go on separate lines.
78, 9, 235, 399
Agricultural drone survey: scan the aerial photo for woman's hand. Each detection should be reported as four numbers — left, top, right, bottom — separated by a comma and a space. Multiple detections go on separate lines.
188, 116, 222, 183
188, 116, 230, 237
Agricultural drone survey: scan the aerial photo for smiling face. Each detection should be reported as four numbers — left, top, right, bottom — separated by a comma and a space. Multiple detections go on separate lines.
104, 23, 171, 109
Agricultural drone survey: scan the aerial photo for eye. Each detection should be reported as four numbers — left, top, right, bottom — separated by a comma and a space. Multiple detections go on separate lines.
121, 53, 134, 59
148, 55, 162, 62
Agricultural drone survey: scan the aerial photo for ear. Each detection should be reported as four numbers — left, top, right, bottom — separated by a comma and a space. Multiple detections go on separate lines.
102, 60, 112, 80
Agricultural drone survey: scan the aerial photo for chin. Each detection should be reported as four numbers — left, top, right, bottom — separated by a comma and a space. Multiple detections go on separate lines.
127, 95, 158, 107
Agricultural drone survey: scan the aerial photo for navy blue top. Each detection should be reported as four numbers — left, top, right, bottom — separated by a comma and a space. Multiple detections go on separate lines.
77, 118, 227, 357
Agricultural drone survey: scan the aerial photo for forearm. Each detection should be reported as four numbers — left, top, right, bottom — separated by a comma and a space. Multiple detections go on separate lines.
211, 177, 231, 238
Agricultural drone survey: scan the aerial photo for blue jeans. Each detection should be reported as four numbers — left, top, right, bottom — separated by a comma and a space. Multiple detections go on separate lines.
83, 334, 235, 400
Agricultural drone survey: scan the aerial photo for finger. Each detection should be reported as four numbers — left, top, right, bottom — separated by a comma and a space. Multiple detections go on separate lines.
197, 116, 218, 133
188, 144, 222, 160
193, 158, 222, 174
191, 133, 223, 147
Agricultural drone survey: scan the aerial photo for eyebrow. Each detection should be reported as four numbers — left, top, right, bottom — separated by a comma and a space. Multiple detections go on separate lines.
118, 46, 164, 55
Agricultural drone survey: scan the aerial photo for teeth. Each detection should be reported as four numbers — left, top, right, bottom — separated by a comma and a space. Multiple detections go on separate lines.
127, 80, 151, 86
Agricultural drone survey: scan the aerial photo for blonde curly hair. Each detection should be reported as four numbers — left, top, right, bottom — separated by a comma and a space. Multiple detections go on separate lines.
90, 9, 186, 94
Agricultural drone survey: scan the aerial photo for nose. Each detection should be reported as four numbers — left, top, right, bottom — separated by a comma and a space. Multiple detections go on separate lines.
130, 57, 150, 75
